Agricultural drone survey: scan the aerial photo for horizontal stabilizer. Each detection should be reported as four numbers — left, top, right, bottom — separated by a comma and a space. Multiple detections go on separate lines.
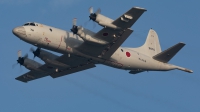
153, 42, 185, 63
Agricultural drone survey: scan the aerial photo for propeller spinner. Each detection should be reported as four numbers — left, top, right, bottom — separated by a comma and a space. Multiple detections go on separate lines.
89, 7, 101, 21
15, 50, 28, 66
70, 18, 78, 35
30, 47, 40, 58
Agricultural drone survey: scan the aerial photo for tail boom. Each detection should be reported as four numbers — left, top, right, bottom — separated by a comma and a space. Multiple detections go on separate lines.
175, 66, 193, 73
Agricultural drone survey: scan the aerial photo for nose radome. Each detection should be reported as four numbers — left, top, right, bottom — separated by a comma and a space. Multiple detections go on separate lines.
12, 27, 26, 38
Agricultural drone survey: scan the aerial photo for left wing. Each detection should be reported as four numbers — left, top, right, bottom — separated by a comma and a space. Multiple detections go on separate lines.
15, 70, 49, 83
50, 63, 95, 78
49, 54, 96, 78
15, 54, 95, 83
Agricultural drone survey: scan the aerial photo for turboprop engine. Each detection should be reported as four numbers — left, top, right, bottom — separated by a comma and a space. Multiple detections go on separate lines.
70, 18, 108, 45
30, 47, 58, 60
13, 50, 42, 71
88, 7, 120, 29
30, 47, 69, 69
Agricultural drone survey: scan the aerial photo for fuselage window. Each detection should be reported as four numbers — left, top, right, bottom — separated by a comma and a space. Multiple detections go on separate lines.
121, 49, 124, 52
49, 28, 52, 32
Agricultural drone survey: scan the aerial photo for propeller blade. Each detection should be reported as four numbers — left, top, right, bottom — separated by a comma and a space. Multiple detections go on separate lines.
71, 18, 79, 35
30, 47, 35, 52
73, 18, 77, 26
95, 8, 101, 15
93, 22, 96, 29
84, 19, 90, 27
35, 47, 41, 53
12, 63, 18, 69
20, 65, 23, 73
30, 47, 41, 59
24, 54, 28, 59
18, 50, 22, 58
89, 7, 93, 14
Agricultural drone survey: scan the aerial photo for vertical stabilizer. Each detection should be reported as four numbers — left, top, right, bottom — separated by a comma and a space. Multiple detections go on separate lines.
136, 29, 162, 57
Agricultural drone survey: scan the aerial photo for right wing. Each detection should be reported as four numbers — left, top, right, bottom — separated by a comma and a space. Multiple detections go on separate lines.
15, 54, 95, 83
112, 7, 147, 29
77, 7, 146, 59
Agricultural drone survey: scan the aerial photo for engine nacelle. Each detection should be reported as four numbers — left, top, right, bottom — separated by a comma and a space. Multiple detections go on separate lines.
23, 58, 42, 71
93, 14, 121, 29
76, 27, 109, 45
98, 21, 120, 29
33, 48, 69, 68
38, 49, 59, 61
95, 14, 113, 24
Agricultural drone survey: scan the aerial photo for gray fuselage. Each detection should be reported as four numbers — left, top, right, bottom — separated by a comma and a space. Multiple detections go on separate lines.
13, 22, 179, 72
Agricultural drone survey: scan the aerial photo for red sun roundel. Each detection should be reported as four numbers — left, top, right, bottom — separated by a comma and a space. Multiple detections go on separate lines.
103, 33, 108, 36
126, 52, 131, 57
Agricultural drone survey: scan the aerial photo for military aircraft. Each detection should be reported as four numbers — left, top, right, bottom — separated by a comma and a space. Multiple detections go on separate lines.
12, 7, 193, 83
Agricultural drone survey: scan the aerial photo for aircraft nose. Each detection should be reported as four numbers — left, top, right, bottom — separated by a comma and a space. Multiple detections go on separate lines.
12, 26, 26, 39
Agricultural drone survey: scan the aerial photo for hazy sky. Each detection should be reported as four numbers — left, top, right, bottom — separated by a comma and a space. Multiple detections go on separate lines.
0, 0, 200, 112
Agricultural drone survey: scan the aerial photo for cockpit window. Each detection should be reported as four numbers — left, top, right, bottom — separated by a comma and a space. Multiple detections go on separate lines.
30, 23, 35, 26
23, 22, 36, 26
23, 23, 29, 26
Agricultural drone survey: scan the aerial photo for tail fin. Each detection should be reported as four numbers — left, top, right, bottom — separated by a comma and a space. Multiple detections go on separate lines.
136, 29, 162, 57
153, 42, 185, 63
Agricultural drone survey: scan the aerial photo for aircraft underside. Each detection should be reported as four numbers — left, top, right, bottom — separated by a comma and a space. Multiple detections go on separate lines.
12, 6, 192, 82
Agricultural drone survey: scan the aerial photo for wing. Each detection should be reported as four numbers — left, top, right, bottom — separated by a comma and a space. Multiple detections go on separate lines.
50, 63, 95, 78
96, 29, 133, 59
95, 7, 146, 42
112, 7, 147, 29
15, 70, 49, 83
49, 54, 96, 78
77, 7, 146, 59
15, 54, 95, 83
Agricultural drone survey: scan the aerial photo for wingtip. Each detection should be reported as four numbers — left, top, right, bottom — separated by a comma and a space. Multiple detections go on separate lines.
179, 42, 186, 45
133, 7, 147, 11
15, 77, 28, 83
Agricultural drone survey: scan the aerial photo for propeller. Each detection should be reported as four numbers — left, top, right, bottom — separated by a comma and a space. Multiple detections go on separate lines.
30, 47, 40, 58
70, 18, 78, 35
89, 7, 101, 21
12, 50, 28, 69
17, 50, 28, 65
84, 7, 101, 28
